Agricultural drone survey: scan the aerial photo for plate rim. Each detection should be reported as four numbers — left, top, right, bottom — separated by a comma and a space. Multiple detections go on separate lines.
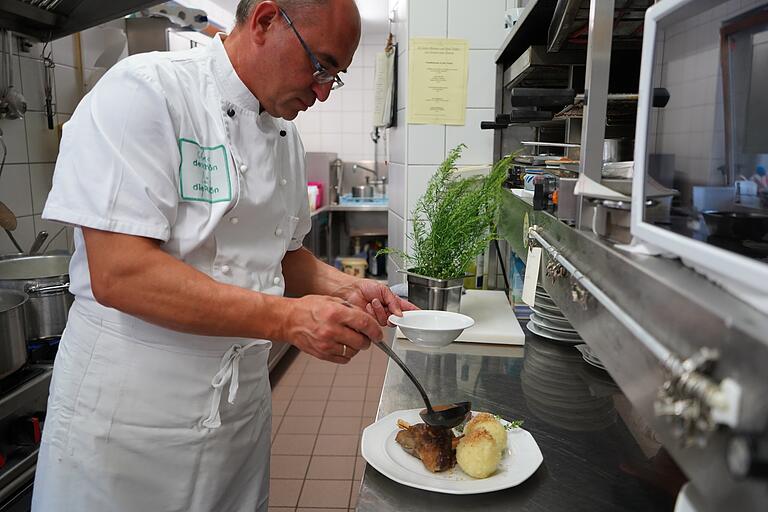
525, 321, 583, 343
361, 409, 543, 495
528, 313, 578, 333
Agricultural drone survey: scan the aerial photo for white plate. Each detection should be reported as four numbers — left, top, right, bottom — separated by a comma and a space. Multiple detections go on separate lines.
525, 321, 583, 343
361, 409, 543, 495
529, 314, 577, 333
531, 301, 562, 313
529, 306, 568, 322
575, 344, 607, 370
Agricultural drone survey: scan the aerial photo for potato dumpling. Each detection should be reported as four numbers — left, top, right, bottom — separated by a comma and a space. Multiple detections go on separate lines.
456, 429, 501, 479
464, 412, 507, 453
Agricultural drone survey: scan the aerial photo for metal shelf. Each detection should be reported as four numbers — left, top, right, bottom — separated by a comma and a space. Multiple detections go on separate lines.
548, 0, 652, 52
495, 0, 560, 65
503, 46, 584, 89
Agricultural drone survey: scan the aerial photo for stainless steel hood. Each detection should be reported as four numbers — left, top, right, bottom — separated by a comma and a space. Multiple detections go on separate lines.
0, 0, 164, 41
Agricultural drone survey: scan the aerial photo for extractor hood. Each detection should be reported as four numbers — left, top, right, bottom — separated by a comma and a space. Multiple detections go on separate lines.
0, 0, 164, 41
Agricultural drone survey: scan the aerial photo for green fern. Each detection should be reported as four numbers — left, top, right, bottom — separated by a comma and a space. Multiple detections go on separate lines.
381, 145, 517, 280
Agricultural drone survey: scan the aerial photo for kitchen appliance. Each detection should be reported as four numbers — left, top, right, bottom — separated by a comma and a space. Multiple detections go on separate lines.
0, 365, 53, 510
0, 0, 163, 41
632, 0, 768, 311
0, 290, 27, 379
0, 255, 72, 341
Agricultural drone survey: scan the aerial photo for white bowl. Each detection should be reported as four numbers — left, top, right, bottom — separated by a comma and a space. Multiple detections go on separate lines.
388, 310, 475, 348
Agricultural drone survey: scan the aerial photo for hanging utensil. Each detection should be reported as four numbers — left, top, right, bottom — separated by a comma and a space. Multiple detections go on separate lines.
0, 201, 23, 253
42, 41, 55, 129
28, 231, 48, 255
3, 31, 27, 120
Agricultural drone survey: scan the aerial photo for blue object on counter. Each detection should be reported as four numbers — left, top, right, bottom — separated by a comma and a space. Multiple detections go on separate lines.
339, 194, 388, 206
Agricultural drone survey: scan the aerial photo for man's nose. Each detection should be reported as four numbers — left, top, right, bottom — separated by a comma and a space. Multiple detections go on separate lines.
312, 81, 333, 102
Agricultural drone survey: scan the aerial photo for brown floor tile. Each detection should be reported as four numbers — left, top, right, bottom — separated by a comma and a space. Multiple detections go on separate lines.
332, 373, 368, 387
366, 373, 385, 387
272, 386, 296, 402
285, 400, 327, 417
324, 401, 364, 417
319, 416, 362, 435
270, 455, 311, 479
354, 456, 366, 480
268, 507, 296, 512
338, 362, 369, 375
360, 415, 376, 429
364, 386, 381, 402
313, 434, 359, 456
271, 434, 317, 455
271, 416, 283, 441
362, 401, 378, 417
299, 373, 335, 387
329, 387, 366, 401
268, 479, 303, 507
304, 361, 339, 374
296, 509, 347, 512
279, 416, 322, 435
272, 400, 290, 416
297, 480, 352, 509
292, 386, 331, 401
306, 455, 356, 480
350, 480, 361, 508
275, 372, 301, 387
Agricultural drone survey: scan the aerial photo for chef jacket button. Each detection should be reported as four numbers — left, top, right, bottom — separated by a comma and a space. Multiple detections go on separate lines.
280, 178, 287, 186
221, 264, 231, 274
227, 108, 236, 117
279, 130, 287, 137
239, 164, 248, 173
230, 217, 239, 225
275, 227, 283, 236
273, 276, 282, 285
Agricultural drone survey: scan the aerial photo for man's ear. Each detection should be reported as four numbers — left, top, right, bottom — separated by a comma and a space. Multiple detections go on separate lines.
249, 1, 281, 45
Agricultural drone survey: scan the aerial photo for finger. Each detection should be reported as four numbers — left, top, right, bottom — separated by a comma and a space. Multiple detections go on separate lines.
337, 343, 359, 360
342, 308, 382, 344
377, 286, 403, 316
335, 326, 372, 351
398, 297, 420, 311
370, 298, 389, 326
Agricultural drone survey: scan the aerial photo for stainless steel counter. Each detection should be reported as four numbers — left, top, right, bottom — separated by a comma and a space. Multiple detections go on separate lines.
311, 204, 389, 217
357, 331, 681, 511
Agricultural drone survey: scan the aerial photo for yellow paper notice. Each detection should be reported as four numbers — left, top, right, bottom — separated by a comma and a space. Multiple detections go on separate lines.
408, 38, 469, 125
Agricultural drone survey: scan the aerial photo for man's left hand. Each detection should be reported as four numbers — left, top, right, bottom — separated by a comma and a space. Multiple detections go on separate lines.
335, 280, 419, 326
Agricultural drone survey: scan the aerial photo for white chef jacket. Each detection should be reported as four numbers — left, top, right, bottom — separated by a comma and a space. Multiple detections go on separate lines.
34, 34, 311, 512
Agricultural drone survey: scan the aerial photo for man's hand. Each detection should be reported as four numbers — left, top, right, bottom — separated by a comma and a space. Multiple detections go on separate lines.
334, 279, 419, 326
280, 295, 383, 364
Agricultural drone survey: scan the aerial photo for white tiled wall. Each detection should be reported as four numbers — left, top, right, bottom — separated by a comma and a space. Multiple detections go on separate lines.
292, 29, 389, 163
0, 22, 129, 255
386, 0, 509, 282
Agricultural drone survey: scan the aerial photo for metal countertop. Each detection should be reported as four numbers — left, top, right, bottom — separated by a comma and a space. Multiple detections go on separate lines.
357, 330, 682, 511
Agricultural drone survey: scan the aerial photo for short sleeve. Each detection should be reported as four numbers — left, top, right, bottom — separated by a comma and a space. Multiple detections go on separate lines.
42, 59, 180, 242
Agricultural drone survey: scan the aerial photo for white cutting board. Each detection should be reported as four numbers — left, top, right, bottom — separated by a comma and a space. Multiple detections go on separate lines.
396, 289, 526, 345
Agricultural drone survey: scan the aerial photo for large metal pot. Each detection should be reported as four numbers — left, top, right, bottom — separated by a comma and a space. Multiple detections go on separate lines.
0, 289, 28, 379
0, 255, 72, 341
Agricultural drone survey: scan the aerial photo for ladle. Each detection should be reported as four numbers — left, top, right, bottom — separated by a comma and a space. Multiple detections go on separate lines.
373, 341, 471, 428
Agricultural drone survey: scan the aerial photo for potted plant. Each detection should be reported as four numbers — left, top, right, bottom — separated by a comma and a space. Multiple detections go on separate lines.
383, 144, 515, 311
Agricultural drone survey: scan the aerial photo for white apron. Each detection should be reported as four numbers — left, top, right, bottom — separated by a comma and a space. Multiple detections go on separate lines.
33, 301, 272, 512
34, 34, 311, 512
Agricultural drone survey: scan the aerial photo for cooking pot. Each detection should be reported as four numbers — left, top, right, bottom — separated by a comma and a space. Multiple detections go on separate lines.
0, 255, 73, 341
0, 289, 28, 379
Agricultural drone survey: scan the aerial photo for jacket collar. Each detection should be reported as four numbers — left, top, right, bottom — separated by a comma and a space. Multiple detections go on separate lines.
210, 33, 262, 113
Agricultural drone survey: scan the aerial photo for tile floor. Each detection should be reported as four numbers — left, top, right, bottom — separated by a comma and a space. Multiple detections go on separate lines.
268, 345, 389, 512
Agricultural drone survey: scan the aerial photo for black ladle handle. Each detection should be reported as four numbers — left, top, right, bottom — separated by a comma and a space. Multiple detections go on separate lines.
374, 341, 434, 413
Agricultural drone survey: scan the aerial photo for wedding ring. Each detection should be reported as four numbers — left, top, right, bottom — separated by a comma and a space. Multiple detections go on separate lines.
342, 344, 348, 357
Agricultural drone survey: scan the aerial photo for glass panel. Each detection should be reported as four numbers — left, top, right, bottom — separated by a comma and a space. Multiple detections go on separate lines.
645, 1, 768, 263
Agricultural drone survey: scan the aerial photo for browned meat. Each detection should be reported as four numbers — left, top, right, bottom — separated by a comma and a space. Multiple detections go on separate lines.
395, 422, 457, 472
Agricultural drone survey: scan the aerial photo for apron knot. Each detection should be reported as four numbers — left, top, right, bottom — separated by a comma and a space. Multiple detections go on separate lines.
202, 341, 261, 429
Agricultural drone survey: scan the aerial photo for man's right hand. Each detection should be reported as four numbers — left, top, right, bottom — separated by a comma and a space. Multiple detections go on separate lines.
280, 295, 383, 364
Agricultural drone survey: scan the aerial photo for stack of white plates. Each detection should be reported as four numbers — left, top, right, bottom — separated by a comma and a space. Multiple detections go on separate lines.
526, 287, 583, 344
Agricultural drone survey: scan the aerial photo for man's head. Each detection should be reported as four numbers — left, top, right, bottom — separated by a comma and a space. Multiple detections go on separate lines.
226, 0, 361, 120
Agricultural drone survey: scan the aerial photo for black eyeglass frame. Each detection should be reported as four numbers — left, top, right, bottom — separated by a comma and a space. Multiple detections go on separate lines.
279, 8, 344, 90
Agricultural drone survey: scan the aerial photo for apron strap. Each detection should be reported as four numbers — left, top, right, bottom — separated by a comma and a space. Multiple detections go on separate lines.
202, 341, 262, 429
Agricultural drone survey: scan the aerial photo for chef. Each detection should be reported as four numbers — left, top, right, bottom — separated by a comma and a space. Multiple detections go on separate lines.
32, 0, 415, 510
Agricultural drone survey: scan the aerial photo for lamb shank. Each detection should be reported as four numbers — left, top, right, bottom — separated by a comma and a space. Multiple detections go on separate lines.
395, 420, 460, 472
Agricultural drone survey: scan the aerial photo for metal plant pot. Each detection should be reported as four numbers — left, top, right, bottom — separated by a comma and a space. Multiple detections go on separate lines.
404, 270, 464, 312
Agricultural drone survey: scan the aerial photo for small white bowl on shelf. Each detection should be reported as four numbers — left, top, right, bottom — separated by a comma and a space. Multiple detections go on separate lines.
388, 310, 475, 348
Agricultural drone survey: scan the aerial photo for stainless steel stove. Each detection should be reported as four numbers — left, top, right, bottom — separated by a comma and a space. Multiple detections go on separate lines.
0, 365, 53, 512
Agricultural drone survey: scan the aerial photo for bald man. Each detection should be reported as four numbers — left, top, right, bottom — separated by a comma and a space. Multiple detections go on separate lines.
33, 1, 415, 510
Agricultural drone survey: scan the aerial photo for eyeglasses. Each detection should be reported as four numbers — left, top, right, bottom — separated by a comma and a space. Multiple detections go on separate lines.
279, 8, 344, 90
